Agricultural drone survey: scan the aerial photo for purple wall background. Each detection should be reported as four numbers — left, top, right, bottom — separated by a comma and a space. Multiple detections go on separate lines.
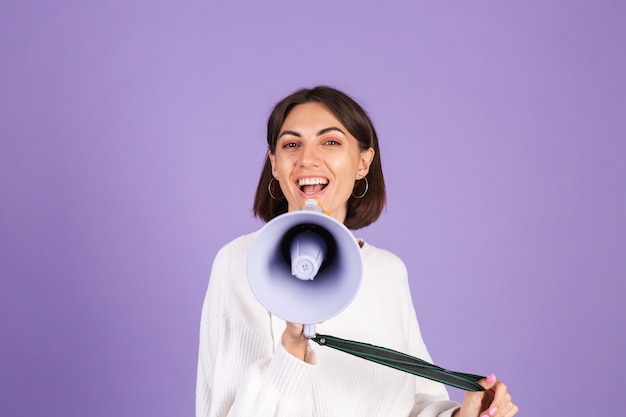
1, 1, 624, 416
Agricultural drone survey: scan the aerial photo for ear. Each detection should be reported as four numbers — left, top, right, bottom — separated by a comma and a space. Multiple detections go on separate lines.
268, 150, 278, 178
357, 147, 375, 179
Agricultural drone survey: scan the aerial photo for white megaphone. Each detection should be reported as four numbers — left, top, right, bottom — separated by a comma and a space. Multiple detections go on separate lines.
248, 199, 363, 338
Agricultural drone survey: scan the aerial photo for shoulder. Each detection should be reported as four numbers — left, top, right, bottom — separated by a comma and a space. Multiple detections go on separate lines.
206, 231, 264, 314
359, 240, 409, 289
208, 232, 258, 290
360, 240, 407, 272
202, 231, 273, 338
214, 232, 258, 261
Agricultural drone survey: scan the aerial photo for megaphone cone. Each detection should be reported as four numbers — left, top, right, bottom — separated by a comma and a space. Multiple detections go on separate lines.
248, 200, 363, 338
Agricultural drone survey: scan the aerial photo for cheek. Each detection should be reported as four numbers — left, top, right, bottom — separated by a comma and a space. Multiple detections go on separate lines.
341, 156, 362, 180
271, 155, 288, 177
334, 168, 359, 196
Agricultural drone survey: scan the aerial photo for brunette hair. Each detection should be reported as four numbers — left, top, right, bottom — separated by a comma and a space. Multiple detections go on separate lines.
253, 86, 386, 230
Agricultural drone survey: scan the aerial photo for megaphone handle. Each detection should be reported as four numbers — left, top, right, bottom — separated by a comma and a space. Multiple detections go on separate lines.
311, 334, 485, 392
303, 324, 317, 339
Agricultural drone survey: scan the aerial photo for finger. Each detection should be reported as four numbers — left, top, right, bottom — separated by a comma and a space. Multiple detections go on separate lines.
486, 383, 514, 417
476, 375, 499, 416
479, 373, 497, 390
492, 399, 518, 417
285, 322, 304, 338
503, 402, 519, 417
282, 323, 308, 360
489, 381, 509, 407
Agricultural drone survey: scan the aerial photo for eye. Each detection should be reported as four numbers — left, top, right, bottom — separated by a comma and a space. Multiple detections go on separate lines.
282, 141, 299, 148
324, 139, 340, 146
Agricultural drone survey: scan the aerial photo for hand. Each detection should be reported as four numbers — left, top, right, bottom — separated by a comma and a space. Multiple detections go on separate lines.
455, 374, 518, 417
281, 322, 308, 361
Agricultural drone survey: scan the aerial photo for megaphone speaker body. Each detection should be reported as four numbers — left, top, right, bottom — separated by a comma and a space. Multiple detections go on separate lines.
248, 207, 363, 338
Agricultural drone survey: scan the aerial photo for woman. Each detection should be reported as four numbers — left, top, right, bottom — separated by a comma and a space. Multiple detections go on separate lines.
196, 86, 518, 417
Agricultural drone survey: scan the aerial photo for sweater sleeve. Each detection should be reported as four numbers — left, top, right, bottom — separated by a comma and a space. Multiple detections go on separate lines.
399, 261, 461, 417
196, 237, 318, 417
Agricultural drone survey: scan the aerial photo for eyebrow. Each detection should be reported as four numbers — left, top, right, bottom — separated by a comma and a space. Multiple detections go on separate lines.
278, 126, 347, 139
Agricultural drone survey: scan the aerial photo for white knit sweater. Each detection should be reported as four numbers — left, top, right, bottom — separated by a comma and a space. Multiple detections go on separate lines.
196, 232, 460, 417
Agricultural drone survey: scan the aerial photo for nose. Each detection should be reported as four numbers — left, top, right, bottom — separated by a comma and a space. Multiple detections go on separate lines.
298, 143, 321, 167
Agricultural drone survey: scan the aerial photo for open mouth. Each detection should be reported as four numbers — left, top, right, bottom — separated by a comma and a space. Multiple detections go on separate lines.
298, 177, 328, 195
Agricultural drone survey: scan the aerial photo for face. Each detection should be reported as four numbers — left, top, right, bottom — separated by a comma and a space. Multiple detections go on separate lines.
269, 102, 374, 223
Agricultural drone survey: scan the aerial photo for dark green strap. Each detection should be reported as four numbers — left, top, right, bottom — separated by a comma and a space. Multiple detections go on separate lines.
312, 334, 485, 392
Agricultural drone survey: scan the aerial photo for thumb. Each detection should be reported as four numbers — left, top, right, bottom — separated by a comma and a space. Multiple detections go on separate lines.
480, 373, 497, 390
459, 374, 496, 417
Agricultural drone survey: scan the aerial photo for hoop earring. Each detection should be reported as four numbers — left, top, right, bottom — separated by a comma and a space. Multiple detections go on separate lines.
351, 177, 369, 199
268, 177, 284, 200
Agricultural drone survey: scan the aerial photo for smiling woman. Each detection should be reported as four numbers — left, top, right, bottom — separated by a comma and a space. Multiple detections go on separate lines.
196, 86, 518, 417
267, 102, 375, 223
254, 86, 386, 230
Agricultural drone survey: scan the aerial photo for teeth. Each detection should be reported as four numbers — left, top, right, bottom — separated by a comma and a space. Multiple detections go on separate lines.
298, 178, 328, 186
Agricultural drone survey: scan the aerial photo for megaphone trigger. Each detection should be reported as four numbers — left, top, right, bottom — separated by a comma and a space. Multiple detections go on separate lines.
303, 323, 317, 339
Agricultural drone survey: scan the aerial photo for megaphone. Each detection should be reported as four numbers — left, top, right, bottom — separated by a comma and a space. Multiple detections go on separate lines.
247, 200, 488, 393
248, 199, 363, 338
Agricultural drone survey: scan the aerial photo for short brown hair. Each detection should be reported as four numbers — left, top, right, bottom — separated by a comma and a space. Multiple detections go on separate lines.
253, 86, 386, 230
